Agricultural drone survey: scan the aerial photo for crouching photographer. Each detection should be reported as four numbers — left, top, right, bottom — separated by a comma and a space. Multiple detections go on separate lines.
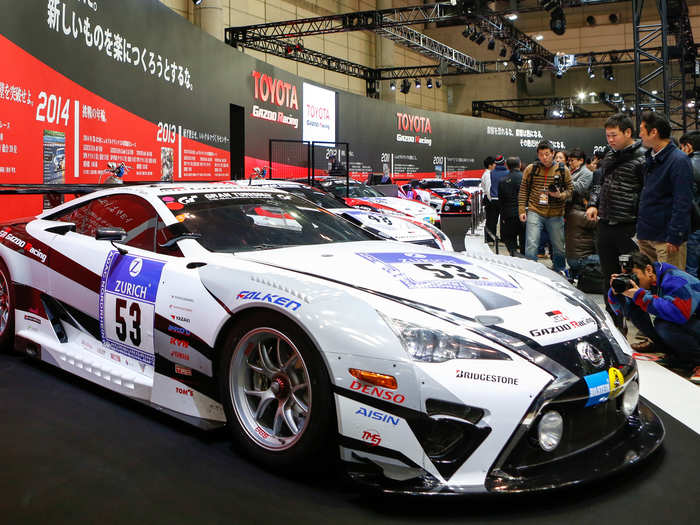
608, 252, 700, 383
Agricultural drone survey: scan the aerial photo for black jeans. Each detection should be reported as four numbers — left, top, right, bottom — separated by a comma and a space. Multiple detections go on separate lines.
485, 198, 499, 243
629, 306, 700, 366
596, 221, 638, 321
500, 216, 525, 255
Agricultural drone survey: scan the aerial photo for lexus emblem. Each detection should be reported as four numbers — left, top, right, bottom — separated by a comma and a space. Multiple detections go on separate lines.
577, 341, 605, 367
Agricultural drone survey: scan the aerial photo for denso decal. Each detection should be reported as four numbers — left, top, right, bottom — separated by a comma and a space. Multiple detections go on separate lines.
350, 380, 405, 404
168, 324, 190, 336
236, 291, 302, 311
455, 370, 519, 385
355, 407, 400, 426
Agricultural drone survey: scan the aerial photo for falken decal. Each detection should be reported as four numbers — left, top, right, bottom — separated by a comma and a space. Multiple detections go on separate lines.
236, 290, 302, 311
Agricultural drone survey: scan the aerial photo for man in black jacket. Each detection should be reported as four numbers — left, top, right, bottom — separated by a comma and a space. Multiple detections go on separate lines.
498, 156, 524, 256
586, 113, 645, 323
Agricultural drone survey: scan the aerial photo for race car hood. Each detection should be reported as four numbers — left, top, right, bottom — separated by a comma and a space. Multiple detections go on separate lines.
328, 208, 434, 243
233, 242, 598, 347
364, 197, 438, 222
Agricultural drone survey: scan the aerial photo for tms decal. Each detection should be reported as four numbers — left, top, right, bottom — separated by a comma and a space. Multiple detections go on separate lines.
349, 380, 406, 404
361, 430, 382, 447
455, 370, 519, 385
355, 407, 400, 426
236, 291, 302, 311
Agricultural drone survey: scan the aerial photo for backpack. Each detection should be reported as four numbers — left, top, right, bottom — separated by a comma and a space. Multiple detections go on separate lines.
576, 262, 606, 294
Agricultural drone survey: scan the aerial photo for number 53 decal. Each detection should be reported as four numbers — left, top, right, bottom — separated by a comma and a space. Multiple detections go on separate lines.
99, 252, 165, 364
414, 263, 480, 280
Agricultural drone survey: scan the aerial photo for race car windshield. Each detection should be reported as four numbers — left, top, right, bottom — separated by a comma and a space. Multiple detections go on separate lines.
420, 180, 454, 189
160, 191, 374, 252
286, 187, 349, 209
322, 182, 384, 199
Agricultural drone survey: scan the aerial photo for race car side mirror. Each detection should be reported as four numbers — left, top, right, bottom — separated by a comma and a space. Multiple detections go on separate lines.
95, 227, 128, 255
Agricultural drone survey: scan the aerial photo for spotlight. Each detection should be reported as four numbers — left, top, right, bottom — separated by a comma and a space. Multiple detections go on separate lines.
610, 52, 619, 63
510, 50, 523, 67
550, 7, 566, 35
435, 79, 442, 88
609, 13, 619, 24
285, 44, 294, 55
193, 0, 202, 5
506, 13, 518, 21
487, 37, 496, 50
604, 66, 614, 81
415, 79, 421, 89
469, 31, 479, 42
426, 78, 433, 89
510, 73, 517, 83
586, 15, 596, 26
542, 0, 558, 11
400, 79, 411, 94
475, 33, 486, 45
462, 26, 472, 39
390, 81, 396, 91
295, 42, 304, 52
535, 35, 544, 41
555, 70, 563, 79
499, 47, 507, 58
588, 66, 595, 79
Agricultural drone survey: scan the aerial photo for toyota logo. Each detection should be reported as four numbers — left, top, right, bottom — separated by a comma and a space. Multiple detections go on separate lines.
576, 341, 605, 367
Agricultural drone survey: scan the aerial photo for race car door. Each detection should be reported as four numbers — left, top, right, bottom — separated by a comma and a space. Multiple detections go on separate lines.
46, 193, 165, 385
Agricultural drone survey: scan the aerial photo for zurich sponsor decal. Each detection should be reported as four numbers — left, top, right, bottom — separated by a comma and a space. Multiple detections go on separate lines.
105, 255, 164, 303
236, 291, 301, 311
584, 371, 610, 407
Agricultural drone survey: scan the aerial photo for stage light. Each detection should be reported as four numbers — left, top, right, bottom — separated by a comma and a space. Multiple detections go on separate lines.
555, 70, 563, 79
535, 35, 544, 41
400, 79, 411, 94
415, 79, 421, 89
586, 15, 596, 26
506, 13, 518, 21
469, 31, 479, 42
285, 44, 294, 55
510, 73, 517, 83
435, 79, 441, 88
487, 37, 496, 50
193, 0, 202, 5
609, 13, 619, 24
542, 0, 558, 11
390, 81, 396, 91
499, 47, 507, 58
550, 7, 566, 35
604, 66, 614, 81
426, 78, 433, 89
475, 33, 486, 45
462, 26, 472, 38
588, 66, 595, 79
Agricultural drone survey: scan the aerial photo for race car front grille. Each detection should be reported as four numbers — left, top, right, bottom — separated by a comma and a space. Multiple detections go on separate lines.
499, 394, 630, 473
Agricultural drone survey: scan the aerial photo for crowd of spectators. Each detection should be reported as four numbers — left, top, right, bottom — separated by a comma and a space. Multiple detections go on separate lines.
479, 111, 700, 383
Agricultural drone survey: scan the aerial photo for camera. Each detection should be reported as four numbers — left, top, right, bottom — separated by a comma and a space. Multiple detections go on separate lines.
611, 273, 639, 294
548, 173, 562, 192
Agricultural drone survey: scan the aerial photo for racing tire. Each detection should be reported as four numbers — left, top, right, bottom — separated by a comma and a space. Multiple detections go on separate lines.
0, 258, 15, 352
218, 311, 335, 473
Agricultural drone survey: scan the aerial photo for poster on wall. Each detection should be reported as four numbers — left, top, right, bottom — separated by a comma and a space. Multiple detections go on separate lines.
302, 82, 336, 144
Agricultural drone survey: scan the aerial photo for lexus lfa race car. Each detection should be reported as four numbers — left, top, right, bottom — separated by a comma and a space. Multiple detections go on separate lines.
0, 183, 663, 494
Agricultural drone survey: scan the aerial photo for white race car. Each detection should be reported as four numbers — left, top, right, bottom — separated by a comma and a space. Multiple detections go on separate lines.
302, 177, 440, 226
0, 183, 663, 494
233, 179, 452, 250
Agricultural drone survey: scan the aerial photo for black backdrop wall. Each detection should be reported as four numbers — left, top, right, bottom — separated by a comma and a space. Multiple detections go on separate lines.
0, 0, 605, 219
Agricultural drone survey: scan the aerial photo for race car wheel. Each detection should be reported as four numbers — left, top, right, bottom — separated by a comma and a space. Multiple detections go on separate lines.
219, 312, 334, 472
0, 258, 14, 352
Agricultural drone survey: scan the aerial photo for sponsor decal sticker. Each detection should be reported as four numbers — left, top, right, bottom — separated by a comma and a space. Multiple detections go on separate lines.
545, 310, 569, 322
355, 252, 516, 292
584, 370, 610, 407
236, 291, 302, 311
169, 337, 189, 348
168, 324, 191, 336
175, 364, 192, 376
361, 430, 382, 446
170, 350, 190, 361
349, 380, 405, 404
455, 370, 519, 385
176, 386, 194, 397
23, 314, 41, 324
355, 407, 400, 426
529, 316, 595, 337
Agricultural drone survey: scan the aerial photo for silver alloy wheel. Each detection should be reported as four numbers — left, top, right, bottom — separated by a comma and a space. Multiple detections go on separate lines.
0, 269, 9, 336
229, 327, 312, 451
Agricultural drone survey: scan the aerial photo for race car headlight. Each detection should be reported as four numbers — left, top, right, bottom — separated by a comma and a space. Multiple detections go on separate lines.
381, 316, 511, 363
621, 380, 639, 417
538, 411, 563, 452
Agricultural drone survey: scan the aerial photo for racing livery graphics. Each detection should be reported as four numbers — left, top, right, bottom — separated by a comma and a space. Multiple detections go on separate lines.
0, 183, 663, 495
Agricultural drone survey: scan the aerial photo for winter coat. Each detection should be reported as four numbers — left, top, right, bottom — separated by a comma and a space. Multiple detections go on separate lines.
489, 165, 509, 200
637, 142, 693, 245
518, 162, 573, 218
497, 169, 522, 221
565, 207, 596, 259
570, 165, 593, 210
588, 140, 645, 223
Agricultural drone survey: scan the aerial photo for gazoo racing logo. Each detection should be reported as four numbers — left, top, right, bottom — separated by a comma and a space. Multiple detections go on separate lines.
251, 71, 299, 128
396, 112, 432, 146
529, 316, 596, 337
236, 291, 301, 311
349, 380, 405, 404
0, 230, 45, 262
